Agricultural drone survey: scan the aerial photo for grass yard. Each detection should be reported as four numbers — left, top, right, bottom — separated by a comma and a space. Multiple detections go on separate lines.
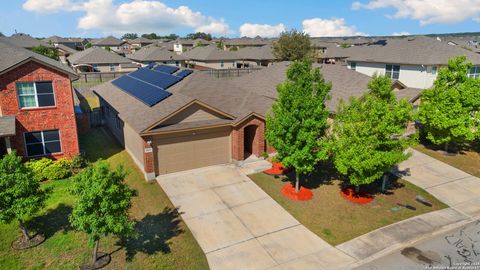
0, 128, 208, 270
249, 163, 447, 246
414, 143, 480, 178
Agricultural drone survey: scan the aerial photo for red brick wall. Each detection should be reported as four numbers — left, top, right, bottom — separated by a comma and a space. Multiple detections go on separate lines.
0, 61, 79, 159
231, 115, 265, 161
142, 136, 155, 174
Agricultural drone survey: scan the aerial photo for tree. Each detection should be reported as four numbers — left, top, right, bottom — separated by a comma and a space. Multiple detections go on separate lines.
193, 41, 207, 49
331, 75, 414, 191
185, 32, 212, 41
69, 160, 135, 267
31, 45, 59, 61
266, 60, 331, 192
0, 152, 48, 246
216, 41, 224, 50
272, 29, 312, 61
85, 42, 92, 49
121, 33, 138, 40
418, 56, 480, 151
230, 45, 238, 51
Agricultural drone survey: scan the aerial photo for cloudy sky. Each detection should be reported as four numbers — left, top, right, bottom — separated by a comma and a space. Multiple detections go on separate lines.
1, 0, 480, 38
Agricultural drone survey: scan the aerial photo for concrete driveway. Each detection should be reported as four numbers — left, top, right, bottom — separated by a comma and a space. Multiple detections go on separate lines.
157, 164, 355, 270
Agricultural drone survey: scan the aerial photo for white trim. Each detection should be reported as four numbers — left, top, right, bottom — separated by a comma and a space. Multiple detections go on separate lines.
16, 81, 56, 109
23, 129, 62, 157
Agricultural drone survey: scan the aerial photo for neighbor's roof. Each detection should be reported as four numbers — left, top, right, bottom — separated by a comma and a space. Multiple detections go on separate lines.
174, 38, 211, 46
0, 38, 78, 78
93, 36, 125, 46
129, 37, 156, 44
68, 47, 133, 65
224, 38, 271, 46
7, 33, 50, 48
127, 46, 186, 62
236, 45, 275, 60
345, 36, 480, 65
44, 35, 87, 44
56, 44, 78, 54
182, 44, 241, 61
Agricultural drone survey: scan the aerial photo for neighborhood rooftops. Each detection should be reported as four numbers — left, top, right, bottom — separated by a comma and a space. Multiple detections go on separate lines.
6, 33, 51, 49
68, 47, 133, 65
182, 44, 241, 61
93, 36, 126, 47
127, 46, 187, 62
236, 45, 275, 61
224, 37, 271, 47
0, 37, 78, 78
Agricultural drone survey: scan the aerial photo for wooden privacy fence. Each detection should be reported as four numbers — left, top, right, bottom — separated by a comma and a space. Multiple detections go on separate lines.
201, 68, 262, 78
77, 72, 130, 83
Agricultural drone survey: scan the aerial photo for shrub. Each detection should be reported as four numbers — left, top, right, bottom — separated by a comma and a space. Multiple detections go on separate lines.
70, 154, 87, 173
42, 159, 71, 180
25, 158, 53, 181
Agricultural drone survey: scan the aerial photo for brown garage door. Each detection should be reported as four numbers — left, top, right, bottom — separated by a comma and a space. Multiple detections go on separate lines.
154, 127, 231, 174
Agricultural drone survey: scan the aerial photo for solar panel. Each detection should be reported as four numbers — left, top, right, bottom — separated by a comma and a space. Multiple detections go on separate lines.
112, 75, 171, 107
176, 69, 193, 79
129, 68, 182, 89
153, 65, 179, 74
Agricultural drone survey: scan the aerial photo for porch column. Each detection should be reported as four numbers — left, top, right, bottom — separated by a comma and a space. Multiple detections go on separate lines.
142, 137, 156, 181
5, 137, 11, 154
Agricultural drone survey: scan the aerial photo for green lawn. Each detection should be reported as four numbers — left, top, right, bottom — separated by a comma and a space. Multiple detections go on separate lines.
249, 164, 447, 246
0, 128, 208, 270
414, 143, 480, 178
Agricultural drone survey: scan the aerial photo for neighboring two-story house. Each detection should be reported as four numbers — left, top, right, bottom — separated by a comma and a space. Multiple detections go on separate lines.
93, 36, 132, 55
0, 38, 80, 159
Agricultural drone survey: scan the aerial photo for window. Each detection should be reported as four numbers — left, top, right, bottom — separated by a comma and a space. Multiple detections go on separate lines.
24, 130, 61, 157
385, 64, 400, 80
109, 64, 115, 72
92, 64, 99, 71
175, 61, 179, 67
220, 61, 224, 68
468, 66, 480, 79
431, 66, 437, 75
16, 81, 55, 108
350, 62, 357, 70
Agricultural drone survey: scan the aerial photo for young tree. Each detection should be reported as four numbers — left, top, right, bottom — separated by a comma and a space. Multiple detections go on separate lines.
185, 32, 212, 41
69, 160, 135, 267
266, 60, 331, 192
272, 29, 312, 61
418, 56, 480, 151
0, 152, 48, 246
331, 75, 414, 191
121, 33, 138, 40
31, 45, 59, 60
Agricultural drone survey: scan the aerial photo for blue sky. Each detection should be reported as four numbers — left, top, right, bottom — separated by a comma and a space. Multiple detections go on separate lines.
1, 0, 480, 38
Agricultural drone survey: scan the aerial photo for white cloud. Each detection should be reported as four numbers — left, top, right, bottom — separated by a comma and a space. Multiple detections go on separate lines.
23, 0, 231, 35
239, 23, 285, 38
392, 31, 410, 36
352, 0, 480, 25
302, 18, 366, 37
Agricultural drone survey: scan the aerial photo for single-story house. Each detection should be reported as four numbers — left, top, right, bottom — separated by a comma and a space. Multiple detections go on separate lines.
236, 45, 275, 67
172, 39, 212, 54
128, 37, 156, 48
93, 62, 421, 180
127, 46, 187, 67
223, 38, 271, 51
43, 36, 88, 50
67, 47, 138, 73
183, 44, 241, 69
93, 36, 132, 55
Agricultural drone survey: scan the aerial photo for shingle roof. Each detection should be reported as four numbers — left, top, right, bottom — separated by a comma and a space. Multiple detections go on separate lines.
93, 36, 125, 46
130, 37, 156, 44
56, 44, 77, 54
44, 36, 87, 45
174, 39, 211, 46
68, 47, 133, 65
345, 36, 480, 65
182, 44, 241, 61
236, 45, 275, 60
7, 33, 50, 49
127, 46, 186, 62
0, 38, 78, 78
224, 38, 271, 46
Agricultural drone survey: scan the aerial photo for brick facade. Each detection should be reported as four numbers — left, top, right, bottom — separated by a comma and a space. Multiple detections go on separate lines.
0, 61, 79, 159
231, 115, 266, 161
142, 136, 155, 175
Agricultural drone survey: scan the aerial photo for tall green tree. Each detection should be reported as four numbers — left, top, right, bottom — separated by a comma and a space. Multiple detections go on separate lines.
121, 33, 138, 40
69, 161, 135, 266
331, 75, 414, 190
272, 29, 312, 61
185, 32, 212, 41
418, 56, 480, 151
266, 60, 331, 192
0, 152, 48, 243
31, 45, 59, 61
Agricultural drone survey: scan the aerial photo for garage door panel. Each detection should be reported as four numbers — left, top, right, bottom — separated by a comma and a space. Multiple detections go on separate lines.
155, 128, 231, 174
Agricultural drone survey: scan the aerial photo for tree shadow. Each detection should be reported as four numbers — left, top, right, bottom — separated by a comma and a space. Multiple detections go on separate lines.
117, 207, 184, 262
419, 134, 479, 155
280, 160, 340, 190
28, 203, 73, 239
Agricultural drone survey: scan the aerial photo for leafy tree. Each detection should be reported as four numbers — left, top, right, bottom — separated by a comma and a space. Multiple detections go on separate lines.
331, 75, 414, 190
272, 29, 312, 61
193, 41, 207, 49
0, 32, 4, 37
266, 60, 331, 192
216, 41, 224, 49
31, 45, 59, 60
340, 43, 352, 48
85, 42, 92, 49
0, 152, 48, 243
418, 56, 480, 151
230, 45, 238, 51
69, 160, 135, 266
185, 32, 212, 41
121, 33, 138, 40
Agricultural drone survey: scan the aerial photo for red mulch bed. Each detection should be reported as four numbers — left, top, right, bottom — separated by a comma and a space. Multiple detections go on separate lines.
264, 162, 291, 175
339, 187, 374, 205
281, 183, 313, 201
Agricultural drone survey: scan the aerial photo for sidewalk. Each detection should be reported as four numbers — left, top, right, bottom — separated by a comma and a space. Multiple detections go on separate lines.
337, 149, 480, 267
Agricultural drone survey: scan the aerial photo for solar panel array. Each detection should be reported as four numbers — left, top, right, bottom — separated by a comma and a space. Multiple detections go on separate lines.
112, 64, 194, 107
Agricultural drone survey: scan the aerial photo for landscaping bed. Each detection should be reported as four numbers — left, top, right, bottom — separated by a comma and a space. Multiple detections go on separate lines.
0, 128, 208, 270
413, 143, 480, 178
249, 164, 447, 246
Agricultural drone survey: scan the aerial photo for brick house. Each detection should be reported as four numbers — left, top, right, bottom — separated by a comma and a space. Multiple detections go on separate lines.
0, 38, 80, 159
